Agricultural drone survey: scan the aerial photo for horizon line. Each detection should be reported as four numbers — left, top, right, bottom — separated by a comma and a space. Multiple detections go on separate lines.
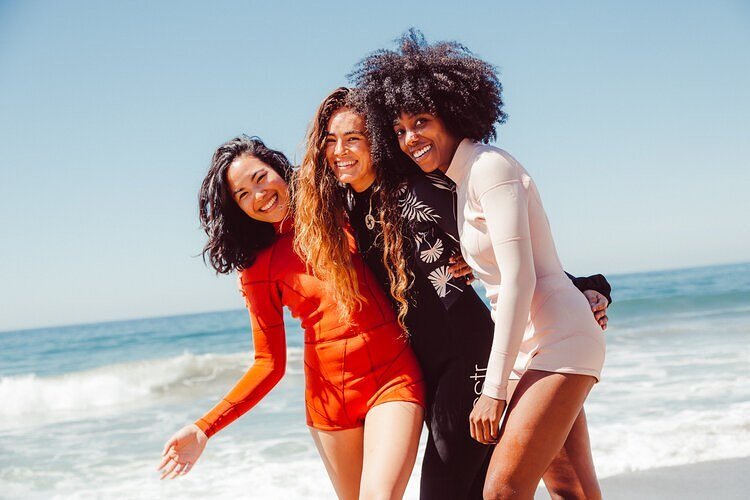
2, 259, 748, 335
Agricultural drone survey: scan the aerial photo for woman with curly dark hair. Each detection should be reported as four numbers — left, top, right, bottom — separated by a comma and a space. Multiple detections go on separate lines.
157, 136, 426, 499
297, 86, 611, 499
352, 30, 608, 499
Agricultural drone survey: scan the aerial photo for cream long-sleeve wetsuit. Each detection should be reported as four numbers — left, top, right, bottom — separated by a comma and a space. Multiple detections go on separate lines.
348, 165, 610, 499
445, 140, 605, 401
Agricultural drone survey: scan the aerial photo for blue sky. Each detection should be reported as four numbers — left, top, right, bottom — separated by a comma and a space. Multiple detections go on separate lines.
1, 0, 748, 331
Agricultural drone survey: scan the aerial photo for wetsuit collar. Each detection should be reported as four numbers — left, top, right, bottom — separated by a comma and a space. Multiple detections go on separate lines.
444, 138, 477, 185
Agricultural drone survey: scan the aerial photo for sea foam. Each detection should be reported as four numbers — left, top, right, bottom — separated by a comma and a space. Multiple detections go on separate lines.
0, 349, 304, 426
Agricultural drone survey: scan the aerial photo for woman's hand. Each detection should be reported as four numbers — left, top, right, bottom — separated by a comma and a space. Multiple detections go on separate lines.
157, 424, 208, 480
469, 394, 506, 444
583, 290, 609, 331
449, 254, 475, 284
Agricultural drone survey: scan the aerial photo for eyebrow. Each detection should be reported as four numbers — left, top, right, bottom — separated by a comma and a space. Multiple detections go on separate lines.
326, 129, 365, 136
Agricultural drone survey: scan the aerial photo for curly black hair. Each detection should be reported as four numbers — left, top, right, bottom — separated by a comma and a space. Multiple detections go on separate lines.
348, 28, 507, 165
198, 135, 293, 274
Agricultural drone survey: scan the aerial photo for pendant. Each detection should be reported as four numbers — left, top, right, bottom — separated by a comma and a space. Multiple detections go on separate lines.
365, 214, 376, 230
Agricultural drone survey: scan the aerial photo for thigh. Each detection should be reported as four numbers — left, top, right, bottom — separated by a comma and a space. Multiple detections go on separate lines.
361, 401, 424, 500
309, 426, 364, 500
484, 370, 596, 499
542, 408, 601, 500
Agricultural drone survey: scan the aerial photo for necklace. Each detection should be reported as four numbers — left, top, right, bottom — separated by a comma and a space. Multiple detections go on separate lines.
365, 194, 376, 230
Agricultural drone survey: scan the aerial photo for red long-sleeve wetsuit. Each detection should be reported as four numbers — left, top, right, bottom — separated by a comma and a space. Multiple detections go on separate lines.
195, 222, 425, 435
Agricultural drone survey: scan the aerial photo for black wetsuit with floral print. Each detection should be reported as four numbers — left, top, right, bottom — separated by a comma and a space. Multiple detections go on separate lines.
347, 168, 611, 500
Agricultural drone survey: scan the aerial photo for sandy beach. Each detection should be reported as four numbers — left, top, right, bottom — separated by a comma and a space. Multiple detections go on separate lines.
534, 457, 747, 499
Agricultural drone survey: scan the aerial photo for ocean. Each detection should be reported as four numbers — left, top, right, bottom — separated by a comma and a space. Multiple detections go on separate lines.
1, 262, 748, 499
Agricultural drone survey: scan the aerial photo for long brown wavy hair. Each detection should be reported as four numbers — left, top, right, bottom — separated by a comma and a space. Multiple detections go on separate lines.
294, 87, 413, 331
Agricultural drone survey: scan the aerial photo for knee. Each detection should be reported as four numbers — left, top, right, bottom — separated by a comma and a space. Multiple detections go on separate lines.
483, 480, 533, 500
547, 485, 601, 500
358, 486, 398, 500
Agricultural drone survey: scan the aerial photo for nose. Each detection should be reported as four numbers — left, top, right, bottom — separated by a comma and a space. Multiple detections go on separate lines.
333, 138, 346, 156
404, 128, 418, 146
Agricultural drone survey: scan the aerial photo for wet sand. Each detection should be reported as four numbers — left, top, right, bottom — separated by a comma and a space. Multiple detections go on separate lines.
534, 457, 746, 499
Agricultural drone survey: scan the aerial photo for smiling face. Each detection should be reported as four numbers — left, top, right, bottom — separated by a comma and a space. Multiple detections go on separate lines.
325, 108, 376, 192
393, 112, 461, 174
226, 154, 290, 224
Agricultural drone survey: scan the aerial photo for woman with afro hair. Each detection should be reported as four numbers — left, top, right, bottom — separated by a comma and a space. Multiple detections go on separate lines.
351, 30, 607, 499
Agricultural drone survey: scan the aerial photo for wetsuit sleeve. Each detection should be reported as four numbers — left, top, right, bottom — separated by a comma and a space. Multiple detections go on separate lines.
565, 272, 613, 305
195, 270, 286, 438
474, 154, 536, 401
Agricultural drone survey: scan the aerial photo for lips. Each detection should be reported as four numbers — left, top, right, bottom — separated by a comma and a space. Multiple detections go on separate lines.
411, 144, 432, 161
335, 160, 357, 169
258, 193, 278, 213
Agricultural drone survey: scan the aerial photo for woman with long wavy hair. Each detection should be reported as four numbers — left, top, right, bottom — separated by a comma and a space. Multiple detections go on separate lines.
157, 136, 425, 500
295, 87, 611, 499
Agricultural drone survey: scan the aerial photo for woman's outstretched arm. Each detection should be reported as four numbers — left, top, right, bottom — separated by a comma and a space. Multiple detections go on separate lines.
194, 270, 287, 438
158, 267, 286, 478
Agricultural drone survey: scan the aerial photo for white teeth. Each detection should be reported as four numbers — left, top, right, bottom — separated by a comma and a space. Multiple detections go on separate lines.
413, 145, 432, 159
336, 160, 356, 168
259, 194, 277, 212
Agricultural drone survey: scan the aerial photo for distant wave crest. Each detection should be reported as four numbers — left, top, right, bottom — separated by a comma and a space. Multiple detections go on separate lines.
0, 349, 303, 420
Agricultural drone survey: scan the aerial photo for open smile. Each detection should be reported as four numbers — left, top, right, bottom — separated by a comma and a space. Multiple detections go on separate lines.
335, 160, 357, 169
411, 144, 432, 161
258, 193, 279, 213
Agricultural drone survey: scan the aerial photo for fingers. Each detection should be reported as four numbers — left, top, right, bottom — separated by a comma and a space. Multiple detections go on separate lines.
481, 416, 499, 444
488, 416, 498, 443
448, 255, 474, 278
449, 260, 475, 284
589, 294, 605, 311
159, 457, 192, 480
470, 416, 496, 444
449, 262, 472, 278
469, 410, 482, 443
598, 315, 608, 330
169, 462, 185, 479
169, 461, 188, 480
584, 290, 609, 312
161, 438, 176, 457
160, 458, 178, 480
156, 452, 173, 471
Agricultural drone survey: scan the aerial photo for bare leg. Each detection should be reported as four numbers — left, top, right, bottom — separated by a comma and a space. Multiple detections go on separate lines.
309, 426, 364, 500
483, 370, 596, 500
542, 409, 601, 500
503, 380, 601, 500
361, 401, 424, 500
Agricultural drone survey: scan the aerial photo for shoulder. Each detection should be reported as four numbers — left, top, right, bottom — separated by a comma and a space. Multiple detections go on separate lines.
239, 235, 290, 283
469, 145, 525, 182
465, 145, 531, 199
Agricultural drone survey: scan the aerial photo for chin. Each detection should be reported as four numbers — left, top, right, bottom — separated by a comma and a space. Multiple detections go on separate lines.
418, 163, 438, 173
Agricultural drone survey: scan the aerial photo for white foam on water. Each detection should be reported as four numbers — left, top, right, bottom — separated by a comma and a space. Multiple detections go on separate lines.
0, 349, 304, 428
3, 420, 429, 500
590, 400, 750, 477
